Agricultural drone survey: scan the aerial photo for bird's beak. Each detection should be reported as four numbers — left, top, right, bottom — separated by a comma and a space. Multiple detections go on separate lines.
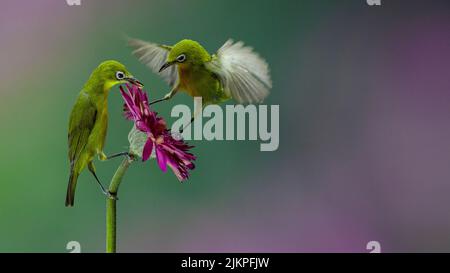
159, 61, 174, 73
125, 77, 144, 87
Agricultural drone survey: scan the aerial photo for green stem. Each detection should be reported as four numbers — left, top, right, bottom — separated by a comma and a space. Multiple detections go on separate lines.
106, 156, 133, 253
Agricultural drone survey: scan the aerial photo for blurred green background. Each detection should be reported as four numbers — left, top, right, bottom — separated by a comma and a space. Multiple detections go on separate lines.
0, 0, 449, 252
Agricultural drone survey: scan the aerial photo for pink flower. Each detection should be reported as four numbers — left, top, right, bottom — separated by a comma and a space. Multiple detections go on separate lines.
120, 84, 196, 181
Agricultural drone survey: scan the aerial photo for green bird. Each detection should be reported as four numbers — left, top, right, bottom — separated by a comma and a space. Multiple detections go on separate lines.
66, 60, 142, 207
128, 38, 272, 108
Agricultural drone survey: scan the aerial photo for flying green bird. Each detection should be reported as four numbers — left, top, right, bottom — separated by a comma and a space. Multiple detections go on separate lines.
66, 60, 142, 207
128, 38, 272, 107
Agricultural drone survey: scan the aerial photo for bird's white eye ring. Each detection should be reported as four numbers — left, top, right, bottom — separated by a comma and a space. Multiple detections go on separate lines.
176, 54, 186, 63
116, 71, 125, 80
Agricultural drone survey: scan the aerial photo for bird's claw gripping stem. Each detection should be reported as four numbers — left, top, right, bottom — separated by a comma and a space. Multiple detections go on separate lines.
106, 191, 119, 201
100, 186, 118, 201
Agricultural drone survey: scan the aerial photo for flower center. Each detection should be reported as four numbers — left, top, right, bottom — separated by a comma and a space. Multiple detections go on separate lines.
156, 136, 164, 145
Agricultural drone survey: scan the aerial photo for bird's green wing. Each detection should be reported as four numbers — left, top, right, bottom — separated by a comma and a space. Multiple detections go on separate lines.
68, 93, 97, 166
206, 39, 272, 104
128, 38, 179, 87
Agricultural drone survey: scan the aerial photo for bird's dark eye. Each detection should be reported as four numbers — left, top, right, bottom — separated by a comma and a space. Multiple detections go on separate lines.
116, 71, 125, 80
176, 54, 186, 63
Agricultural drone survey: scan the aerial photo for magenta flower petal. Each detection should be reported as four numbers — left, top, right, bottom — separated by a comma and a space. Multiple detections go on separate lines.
120, 84, 196, 180
136, 120, 150, 133
120, 86, 135, 120
142, 137, 154, 161
156, 147, 168, 172
167, 163, 184, 181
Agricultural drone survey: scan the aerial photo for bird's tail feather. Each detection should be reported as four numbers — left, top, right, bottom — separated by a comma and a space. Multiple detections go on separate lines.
65, 169, 79, 207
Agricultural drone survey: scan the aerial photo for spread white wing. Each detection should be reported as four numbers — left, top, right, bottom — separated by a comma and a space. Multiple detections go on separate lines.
128, 38, 179, 87
206, 40, 272, 104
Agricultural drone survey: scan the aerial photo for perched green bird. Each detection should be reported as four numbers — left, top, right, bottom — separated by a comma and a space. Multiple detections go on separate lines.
66, 60, 142, 207
128, 38, 272, 106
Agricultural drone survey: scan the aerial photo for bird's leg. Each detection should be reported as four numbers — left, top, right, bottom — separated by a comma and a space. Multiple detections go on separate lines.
88, 162, 118, 200
179, 116, 195, 134
99, 151, 133, 161
150, 88, 178, 106
106, 152, 133, 161
178, 103, 202, 134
